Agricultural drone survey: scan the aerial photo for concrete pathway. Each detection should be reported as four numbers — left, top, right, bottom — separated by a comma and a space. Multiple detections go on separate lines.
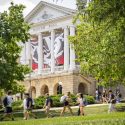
14, 103, 109, 114
33, 103, 109, 112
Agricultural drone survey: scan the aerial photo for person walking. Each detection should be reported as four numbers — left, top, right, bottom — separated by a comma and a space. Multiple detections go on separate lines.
43, 93, 53, 118
77, 93, 85, 116
108, 90, 116, 113
60, 92, 73, 116
102, 90, 108, 104
22, 93, 37, 120
0, 90, 14, 121
95, 88, 99, 102
116, 91, 122, 103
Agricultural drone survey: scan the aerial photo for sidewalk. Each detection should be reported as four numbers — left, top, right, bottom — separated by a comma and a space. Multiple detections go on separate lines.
14, 103, 108, 114
33, 103, 109, 112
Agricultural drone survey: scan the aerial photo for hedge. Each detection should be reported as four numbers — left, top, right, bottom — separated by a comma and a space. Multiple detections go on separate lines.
0, 94, 95, 111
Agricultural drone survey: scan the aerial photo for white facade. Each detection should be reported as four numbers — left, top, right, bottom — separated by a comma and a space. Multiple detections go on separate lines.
20, 1, 125, 98
20, 1, 77, 76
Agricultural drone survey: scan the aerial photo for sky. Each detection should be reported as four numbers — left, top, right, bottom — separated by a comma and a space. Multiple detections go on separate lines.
0, 0, 76, 16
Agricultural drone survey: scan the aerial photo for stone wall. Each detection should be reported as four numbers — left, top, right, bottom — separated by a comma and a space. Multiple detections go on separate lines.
23, 72, 96, 98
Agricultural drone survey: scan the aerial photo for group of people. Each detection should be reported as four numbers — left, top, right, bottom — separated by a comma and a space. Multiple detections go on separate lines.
0, 91, 87, 121
96, 89, 122, 113
0, 89, 121, 121
95, 89, 122, 104
60, 92, 86, 116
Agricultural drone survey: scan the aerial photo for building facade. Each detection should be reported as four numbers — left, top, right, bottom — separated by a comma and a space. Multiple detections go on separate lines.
20, 1, 97, 98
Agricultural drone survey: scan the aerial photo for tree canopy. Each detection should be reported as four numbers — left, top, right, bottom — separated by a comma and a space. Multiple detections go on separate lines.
0, 2, 30, 93
70, 0, 125, 87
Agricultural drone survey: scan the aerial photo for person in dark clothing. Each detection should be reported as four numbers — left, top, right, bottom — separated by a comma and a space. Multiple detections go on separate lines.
22, 93, 37, 120
43, 93, 53, 118
0, 90, 14, 121
108, 90, 116, 113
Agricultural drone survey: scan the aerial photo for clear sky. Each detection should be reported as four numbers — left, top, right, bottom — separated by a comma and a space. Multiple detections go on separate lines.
0, 0, 76, 16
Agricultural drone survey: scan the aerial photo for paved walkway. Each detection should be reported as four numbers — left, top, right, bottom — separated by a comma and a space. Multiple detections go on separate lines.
33, 103, 109, 112
13, 103, 108, 114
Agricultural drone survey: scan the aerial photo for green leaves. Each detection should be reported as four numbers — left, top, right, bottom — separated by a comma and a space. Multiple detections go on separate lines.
70, 0, 125, 87
0, 3, 30, 92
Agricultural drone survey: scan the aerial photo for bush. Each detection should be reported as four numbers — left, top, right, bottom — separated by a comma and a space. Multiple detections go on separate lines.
85, 95, 95, 104
34, 94, 95, 108
12, 100, 23, 111
34, 94, 63, 108
9, 94, 95, 110
34, 96, 46, 109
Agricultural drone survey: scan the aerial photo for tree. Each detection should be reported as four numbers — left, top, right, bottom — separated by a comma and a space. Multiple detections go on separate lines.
0, 2, 30, 92
70, 0, 125, 87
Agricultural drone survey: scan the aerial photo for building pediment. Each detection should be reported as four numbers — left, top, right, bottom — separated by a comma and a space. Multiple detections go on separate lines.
25, 1, 76, 24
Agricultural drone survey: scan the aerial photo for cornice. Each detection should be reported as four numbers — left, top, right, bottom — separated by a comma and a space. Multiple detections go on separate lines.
30, 14, 75, 28
25, 0, 76, 22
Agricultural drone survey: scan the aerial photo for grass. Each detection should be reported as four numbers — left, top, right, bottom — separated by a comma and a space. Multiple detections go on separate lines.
0, 113, 125, 125
0, 104, 125, 125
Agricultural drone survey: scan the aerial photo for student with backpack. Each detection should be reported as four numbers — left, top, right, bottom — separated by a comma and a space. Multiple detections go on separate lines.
43, 93, 53, 118
0, 90, 14, 121
60, 94, 67, 104
60, 92, 73, 116
22, 93, 37, 120
108, 90, 116, 113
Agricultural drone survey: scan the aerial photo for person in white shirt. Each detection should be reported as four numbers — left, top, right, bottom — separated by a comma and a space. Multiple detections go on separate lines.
0, 90, 14, 121
95, 88, 99, 101
77, 93, 85, 116
60, 92, 73, 116
23, 94, 29, 120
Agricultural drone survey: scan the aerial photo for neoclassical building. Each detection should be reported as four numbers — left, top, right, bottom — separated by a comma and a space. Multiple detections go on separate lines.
20, 1, 97, 98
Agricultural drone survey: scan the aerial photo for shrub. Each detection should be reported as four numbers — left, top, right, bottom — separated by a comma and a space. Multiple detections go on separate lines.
8, 94, 95, 110
12, 100, 23, 111
85, 95, 95, 104
34, 96, 46, 109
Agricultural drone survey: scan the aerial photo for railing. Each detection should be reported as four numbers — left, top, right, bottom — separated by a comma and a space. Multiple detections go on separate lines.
55, 66, 64, 72
25, 65, 80, 79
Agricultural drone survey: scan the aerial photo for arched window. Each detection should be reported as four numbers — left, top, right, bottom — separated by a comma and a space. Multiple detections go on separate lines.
29, 86, 36, 98
54, 83, 62, 95
41, 85, 49, 95
57, 84, 62, 94
78, 83, 88, 94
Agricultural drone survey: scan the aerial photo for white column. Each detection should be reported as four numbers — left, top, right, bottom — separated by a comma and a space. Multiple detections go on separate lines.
70, 25, 76, 70
26, 40, 31, 65
38, 33, 43, 74
51, 30, 55, 73
24, 43, 27, 64
20, 43, 26, 65
64, 26, 69, 71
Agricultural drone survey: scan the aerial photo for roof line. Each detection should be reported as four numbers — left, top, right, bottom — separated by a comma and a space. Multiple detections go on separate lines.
40, 0, 76, 12
25, 0, 76, 22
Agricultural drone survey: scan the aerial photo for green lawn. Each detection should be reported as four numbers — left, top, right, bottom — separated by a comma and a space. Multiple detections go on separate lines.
0, 104, 125, 125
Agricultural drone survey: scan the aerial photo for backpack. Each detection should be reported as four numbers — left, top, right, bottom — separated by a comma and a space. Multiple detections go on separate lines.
60, 96, 66, 103
32, 99, 35, 107
3, 97, 8, 107
45, 97, 53, 107
111, 94, 116, 104
49, 98, 53, 107
26, 97, 33, 109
